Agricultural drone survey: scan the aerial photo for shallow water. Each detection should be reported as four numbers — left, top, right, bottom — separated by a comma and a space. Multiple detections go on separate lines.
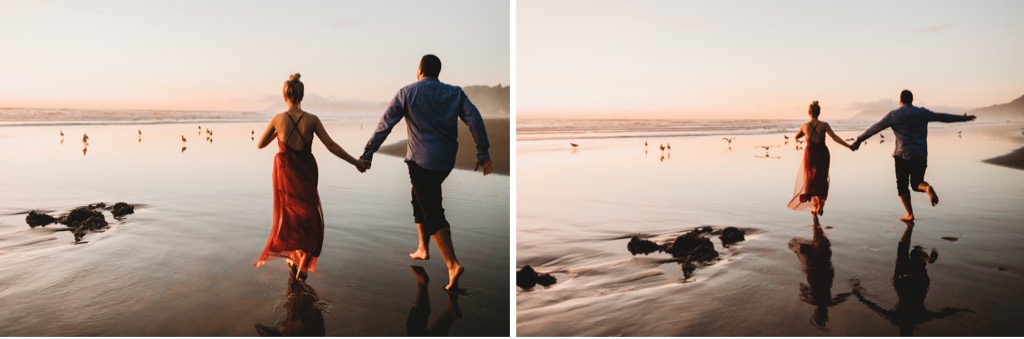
0, 120, 509, 336
516, 122, 1024, 336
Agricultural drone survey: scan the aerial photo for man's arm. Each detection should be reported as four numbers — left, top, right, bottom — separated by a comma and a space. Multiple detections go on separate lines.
927, 108, 976, 123
457, 90, 492, 173
360, 92, 406, 163
855, 112, 894, 146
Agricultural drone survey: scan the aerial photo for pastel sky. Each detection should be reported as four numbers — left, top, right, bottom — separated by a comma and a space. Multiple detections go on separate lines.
518, 0, 1024, 119
0, 0, 509, 112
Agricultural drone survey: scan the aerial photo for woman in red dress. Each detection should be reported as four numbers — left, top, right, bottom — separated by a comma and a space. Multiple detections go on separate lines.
254, 73, 366, 281
788, 101, 852, 219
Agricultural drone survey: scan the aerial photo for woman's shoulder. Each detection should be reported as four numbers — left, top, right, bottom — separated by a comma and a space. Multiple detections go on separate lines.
301, 111, 321, 123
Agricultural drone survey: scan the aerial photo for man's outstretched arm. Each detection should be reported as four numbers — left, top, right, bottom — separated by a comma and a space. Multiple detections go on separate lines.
361, 92, 407, 165
854, 112, 895, 149
927, 109, 976, 123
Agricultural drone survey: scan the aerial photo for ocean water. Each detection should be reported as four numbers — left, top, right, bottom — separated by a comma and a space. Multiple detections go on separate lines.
516, 118, 1024, 336
0, 114, 509, 336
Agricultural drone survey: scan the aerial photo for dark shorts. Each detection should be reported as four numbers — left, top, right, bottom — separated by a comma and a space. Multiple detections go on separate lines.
407, 161, 452, 236
894, 157, 927, 196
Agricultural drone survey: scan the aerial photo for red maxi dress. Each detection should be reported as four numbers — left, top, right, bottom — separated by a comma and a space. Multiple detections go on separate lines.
255, 113, 324, 273
787, 124, 830, 212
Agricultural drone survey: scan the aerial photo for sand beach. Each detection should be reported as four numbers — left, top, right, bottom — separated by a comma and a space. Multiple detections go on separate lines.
516, 120, 1024, 336
0, 118, 509, 336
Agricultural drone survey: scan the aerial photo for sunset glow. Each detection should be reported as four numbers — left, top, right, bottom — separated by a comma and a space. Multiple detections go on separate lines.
0, 0, 510, 112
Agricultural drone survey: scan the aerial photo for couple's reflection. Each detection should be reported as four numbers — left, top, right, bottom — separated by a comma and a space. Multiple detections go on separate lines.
255, 275, 326, 336
407, 265, 462, 336
789, 217, 850, 330
850, 220, 973, 336
254, 265, 461, 337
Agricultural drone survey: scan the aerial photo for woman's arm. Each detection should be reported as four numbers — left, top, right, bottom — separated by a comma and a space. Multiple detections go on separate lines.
313, 116, 365, 172
825, 123, 852, 149
794, 124, 806, 141
257, 116, 278, 149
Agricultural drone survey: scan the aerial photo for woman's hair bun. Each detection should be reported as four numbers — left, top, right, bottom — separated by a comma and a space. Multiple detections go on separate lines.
289, 73, 301, 82
811, 100, 819, 106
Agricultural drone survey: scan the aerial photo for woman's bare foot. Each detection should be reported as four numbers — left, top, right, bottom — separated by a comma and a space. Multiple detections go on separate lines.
927, 186, 939, 206
409, 248, 430, 260
444, 264, 464, 291
295, 251, 309, 281
900, 214, 915, 221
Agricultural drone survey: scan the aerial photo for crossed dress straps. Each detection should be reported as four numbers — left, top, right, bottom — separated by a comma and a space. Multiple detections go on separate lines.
285, 113, 306, 152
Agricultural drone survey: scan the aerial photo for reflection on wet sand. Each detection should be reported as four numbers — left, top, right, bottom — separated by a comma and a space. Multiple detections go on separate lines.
851, 220, 974, 336
254, 276, 326, 336
407, 266, 462, 336
789, 221, 851, 330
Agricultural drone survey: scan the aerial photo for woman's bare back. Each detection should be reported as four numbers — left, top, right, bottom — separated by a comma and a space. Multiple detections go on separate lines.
278, 111, 318, 151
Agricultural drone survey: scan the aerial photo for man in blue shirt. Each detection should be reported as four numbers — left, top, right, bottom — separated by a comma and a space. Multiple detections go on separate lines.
851, 90, 975, 221
360, 54, 492, 291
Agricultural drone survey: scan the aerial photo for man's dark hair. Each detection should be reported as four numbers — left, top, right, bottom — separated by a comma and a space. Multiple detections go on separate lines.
420, 54, 442, 78
900, 90, 913, 105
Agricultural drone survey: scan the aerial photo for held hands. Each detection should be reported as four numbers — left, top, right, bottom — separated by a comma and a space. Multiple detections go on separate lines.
475, 159, 494, 176
850, 140, 861, 151
354, 159, 370, 173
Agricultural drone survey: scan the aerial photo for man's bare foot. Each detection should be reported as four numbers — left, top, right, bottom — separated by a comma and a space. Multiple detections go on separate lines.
409, 248, 430, 260
900, 214, 915, 221
927, 186, 939, 206
444, 264, 464, 291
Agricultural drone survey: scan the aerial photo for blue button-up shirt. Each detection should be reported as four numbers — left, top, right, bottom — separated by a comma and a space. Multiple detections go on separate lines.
361, 77, 490, 171
855, 104, 972, 160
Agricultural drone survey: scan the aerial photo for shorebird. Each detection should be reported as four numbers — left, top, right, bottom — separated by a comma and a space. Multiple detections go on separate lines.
784, 135, 790, 140
138, 129, 142, 137
722, 137, 734, 144
659, 144, 665, 151
755, 145, 780, 157
880, 134, 885, 139
570, 142, 579, 147
82, 133, 89, 144
644, 140, 648, 147
60, 130, 64, 138
181, 135, 187, 143
845, 138, 855, 142
958, 130, 963, 138
666, 143, 671, 150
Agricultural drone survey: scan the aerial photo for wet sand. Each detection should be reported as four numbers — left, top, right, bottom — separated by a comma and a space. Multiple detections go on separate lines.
377, 117, 510, 175
516, 122, 1024, 336
0, 120, 509, 336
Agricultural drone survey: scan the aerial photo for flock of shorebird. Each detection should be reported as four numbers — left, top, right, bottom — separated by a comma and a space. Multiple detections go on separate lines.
566, 130, 908, 161
61, 125, 259, 155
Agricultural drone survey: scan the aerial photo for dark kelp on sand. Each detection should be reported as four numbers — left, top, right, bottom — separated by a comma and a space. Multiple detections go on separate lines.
628, 226, 746, 278
517, 265, 557, 290
24, 202, 136, 243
